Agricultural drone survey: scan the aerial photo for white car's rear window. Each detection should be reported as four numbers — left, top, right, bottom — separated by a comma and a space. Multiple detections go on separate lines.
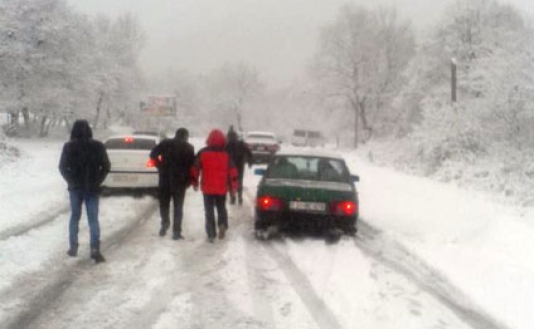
105, 137, 156, 150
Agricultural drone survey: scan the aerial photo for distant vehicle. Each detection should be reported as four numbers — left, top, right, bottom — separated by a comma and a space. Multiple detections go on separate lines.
291, 129, 326, 147
101, 134, 161, 196
253, 150, 359, 241
245, 131, 280, 163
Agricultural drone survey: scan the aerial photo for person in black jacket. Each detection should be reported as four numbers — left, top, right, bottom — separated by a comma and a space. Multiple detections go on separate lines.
226, 128, 252, 205
59, 119, 110, 263
150, 128, 195, 240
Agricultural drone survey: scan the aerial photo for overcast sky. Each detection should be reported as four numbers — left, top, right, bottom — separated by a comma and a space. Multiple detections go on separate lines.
69, 0, 533, 87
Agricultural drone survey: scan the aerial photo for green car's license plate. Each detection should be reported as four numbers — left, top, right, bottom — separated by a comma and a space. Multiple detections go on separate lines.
289, 201, 326, 212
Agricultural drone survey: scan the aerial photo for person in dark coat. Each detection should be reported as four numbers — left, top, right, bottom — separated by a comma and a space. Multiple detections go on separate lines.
191, 129, 238, 242
226, 129, 252, 205
59, 119, 110, 263
150, 128, 195, 240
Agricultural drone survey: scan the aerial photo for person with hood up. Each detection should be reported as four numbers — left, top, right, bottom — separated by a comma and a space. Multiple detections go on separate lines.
191, 129, 238, 242
226, 128, 252, 205
59, 119, 110, 263
150, 128, 195, 240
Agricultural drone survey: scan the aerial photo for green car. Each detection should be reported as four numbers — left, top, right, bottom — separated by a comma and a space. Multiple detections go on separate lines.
254, 151, 359, 239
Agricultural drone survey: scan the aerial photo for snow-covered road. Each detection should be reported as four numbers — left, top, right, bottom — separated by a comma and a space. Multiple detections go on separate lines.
6, 189, 479, 329
0, 137, 530, 328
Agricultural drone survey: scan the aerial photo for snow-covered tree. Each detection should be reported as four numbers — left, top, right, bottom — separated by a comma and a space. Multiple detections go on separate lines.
89, 13, 145, 129
312, 5, 415, 147
0, 0, 83, 132
413, 0, 534, 159
206, 61, 263, 132
0, 1, 145, 136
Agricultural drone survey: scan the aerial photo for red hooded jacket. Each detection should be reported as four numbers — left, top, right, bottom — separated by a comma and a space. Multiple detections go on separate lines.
191, 129, 238, 195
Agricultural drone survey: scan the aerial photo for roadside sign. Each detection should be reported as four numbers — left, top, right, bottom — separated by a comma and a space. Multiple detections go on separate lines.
140, 95, 177, 117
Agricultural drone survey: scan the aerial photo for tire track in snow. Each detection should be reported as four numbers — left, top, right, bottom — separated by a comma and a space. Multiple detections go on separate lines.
119, 238, 232, 329
260, 242, 343, 329
355, 220, 511, 329
0, 203, 69, 241
14, 190, 278, 329
233, 200, 277, 327
31, 201, 183, 329
242, 188, 343, 329
158, 197, 276, 329
30, 192, 273, 329
114, 192, 274, 329
4, 200, 158, 329
243, 185, 508, 329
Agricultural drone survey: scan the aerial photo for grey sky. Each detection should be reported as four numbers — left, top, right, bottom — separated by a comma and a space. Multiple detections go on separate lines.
70, 0, 533, 87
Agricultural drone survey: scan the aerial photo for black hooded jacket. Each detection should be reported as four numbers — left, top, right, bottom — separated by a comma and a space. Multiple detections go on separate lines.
226, 130, 252, 171
150, 128, 195, 191
58, 120, 110, 193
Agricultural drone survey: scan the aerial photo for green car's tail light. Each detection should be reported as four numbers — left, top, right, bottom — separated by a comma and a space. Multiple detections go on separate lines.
331, 201, 357, 216
257, 196, 283, 211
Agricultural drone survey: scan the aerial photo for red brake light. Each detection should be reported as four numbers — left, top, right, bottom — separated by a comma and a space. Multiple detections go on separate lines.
268, 144, 279, 152
124, 136, 134, 143
257, 196, 283, 211
146, 158, 157, 168
331, 201, 357, 216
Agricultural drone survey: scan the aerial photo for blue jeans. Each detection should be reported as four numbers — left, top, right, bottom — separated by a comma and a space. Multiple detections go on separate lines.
69, 190, 100, 249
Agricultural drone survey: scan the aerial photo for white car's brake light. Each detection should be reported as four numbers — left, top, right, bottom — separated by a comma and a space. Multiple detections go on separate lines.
146, 158, 157, 168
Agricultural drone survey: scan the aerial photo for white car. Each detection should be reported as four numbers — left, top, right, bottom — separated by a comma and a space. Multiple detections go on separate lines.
291, 129, 326, 147
101, 134, 161, 196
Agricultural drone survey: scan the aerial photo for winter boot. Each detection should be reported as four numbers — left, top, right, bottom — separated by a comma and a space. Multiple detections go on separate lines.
159, 228, 167, 237
159, 224, 169, 237
67, 244, 78, 257
90, 242, 106, 263
218, 225, 227, 240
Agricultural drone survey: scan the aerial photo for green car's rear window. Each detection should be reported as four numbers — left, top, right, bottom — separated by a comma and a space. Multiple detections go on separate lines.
266, 156, 349, 182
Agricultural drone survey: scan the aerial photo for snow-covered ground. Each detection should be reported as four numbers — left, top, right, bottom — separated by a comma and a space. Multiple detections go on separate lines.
0, 136, 533, 328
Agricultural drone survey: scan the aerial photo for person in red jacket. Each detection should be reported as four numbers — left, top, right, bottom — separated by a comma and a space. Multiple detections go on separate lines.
191, 129, 238, 242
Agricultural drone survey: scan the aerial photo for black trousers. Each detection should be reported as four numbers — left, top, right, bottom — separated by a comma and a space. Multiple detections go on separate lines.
229, 167, 245, 202
203, 194, 228, 238
237, 168, 244, 201
159, 186, 187, 234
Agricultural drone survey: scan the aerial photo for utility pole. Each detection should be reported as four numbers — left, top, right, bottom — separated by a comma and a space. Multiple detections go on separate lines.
451, 57, 457, 104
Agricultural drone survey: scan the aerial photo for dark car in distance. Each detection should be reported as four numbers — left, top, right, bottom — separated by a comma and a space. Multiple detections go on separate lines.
245, 131, 280, 164
254, 150, 359, 240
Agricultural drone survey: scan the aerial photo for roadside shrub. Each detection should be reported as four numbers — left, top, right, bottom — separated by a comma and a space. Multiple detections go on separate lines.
0, 131, 21, 167
411, 102, 485, 174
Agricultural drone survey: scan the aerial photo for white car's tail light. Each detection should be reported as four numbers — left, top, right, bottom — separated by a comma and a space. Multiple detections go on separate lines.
146, 158, 157, 168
